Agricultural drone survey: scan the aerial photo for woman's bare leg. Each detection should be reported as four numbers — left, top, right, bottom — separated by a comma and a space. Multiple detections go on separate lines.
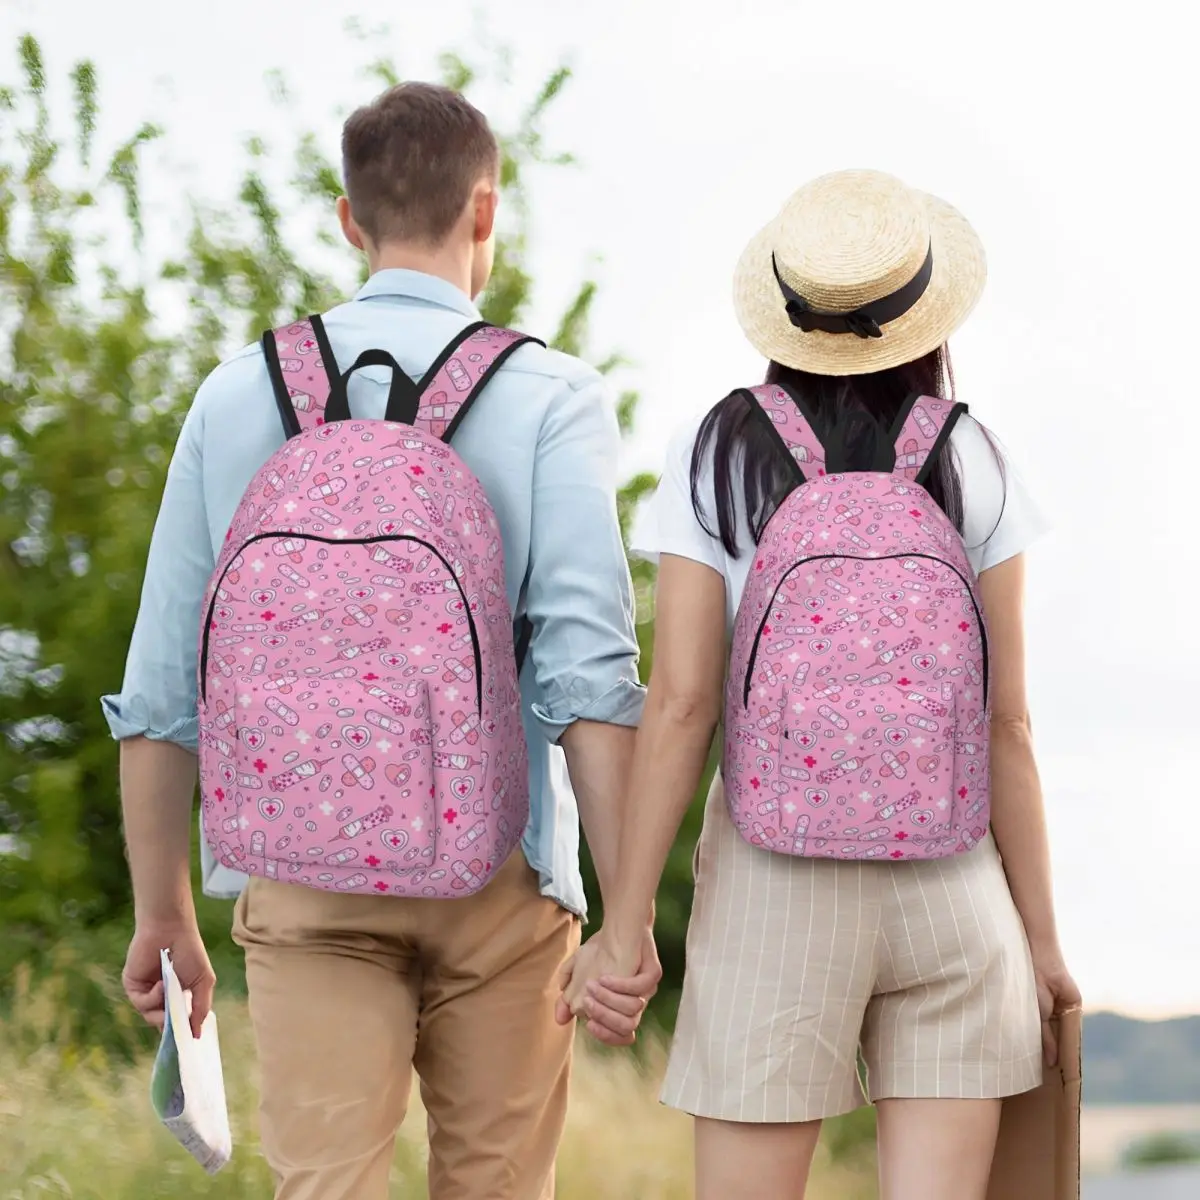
876, 1098, 1001, 1200
694, 1116, 824, 1200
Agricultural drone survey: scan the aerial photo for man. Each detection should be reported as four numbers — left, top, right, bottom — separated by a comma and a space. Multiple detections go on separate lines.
106, 82, 659, 1200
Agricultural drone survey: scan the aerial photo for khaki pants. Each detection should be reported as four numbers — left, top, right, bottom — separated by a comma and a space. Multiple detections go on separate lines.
232, 851, 580, 1200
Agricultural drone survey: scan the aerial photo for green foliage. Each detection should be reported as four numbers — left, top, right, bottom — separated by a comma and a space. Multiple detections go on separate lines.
1121, 1131, 1200, 1169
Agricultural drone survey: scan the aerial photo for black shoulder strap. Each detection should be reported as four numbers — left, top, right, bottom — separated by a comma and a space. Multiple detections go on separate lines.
413, 323, 544, 443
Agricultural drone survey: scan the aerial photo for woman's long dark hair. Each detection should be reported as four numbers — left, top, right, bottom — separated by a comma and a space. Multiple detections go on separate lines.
690, 347, 997, 557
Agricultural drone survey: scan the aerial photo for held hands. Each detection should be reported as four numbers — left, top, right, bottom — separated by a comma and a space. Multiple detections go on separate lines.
555, 925, 661, 1047
122, 921, 215, 1041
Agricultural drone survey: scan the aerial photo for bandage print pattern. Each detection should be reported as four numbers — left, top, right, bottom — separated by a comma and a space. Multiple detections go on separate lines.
724, 391, 989, 862
197, 326, 530, 899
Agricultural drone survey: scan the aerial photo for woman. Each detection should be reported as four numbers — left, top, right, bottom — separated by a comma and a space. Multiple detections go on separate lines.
562, 170, 1080, 1200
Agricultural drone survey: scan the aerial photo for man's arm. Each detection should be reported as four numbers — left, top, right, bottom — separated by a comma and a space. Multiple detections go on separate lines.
103, 397, 218, 1036
522, 370, 647, 909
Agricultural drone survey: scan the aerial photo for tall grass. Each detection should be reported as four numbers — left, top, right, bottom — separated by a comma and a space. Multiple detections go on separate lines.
0, 963, 877, 1198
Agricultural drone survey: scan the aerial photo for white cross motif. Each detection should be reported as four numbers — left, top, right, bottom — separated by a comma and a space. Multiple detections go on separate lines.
319, 801, 334, 816
238, 694, 252, 708
412, 817, 424, 832
251, 559, 265, 573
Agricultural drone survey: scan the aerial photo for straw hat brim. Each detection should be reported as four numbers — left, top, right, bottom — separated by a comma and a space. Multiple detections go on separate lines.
732, 193, 986, 376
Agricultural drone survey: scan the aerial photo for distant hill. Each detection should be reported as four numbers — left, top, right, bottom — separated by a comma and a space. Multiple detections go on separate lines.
1085, 1012, 1200, 1104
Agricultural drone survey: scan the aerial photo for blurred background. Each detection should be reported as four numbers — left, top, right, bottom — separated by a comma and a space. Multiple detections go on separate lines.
1, 1, 1196, 1196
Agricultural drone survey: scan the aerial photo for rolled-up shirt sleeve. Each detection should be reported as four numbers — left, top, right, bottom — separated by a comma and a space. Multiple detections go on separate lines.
524, 373, 646, 741
101, 394, 215, 753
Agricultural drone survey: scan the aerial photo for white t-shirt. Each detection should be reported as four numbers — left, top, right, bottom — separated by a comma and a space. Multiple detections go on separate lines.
632, 410, 1048, 631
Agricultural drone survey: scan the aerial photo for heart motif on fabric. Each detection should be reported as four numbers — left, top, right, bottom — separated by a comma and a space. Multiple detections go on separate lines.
911, 653, 937, 672
790, 730, 818, 749
805, 788, 830, 808
916, 609, 937, 624
917, 755, 940, 774
909, 809, 935, 826
964, 760, 980, 777
239, 727, 266, 750
341, 726, 370, 749
385, 764, 411, 788
885, 728, 908, 746
756, 756, 775, 776
451, 777, 474, 800
258, 797, 284, 821
219, 763, 236, 786
386, 609, 412, 626
262, 634, 287, 649
251, 589, 276, 606
809, 638, 832, 655
380, 828, 409, 852
803, 597, 824, 611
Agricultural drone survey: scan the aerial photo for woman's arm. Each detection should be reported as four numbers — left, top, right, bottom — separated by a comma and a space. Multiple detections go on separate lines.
561, 553, 727, 1007
978, 553, 1081, 1060
977, 554, 1057, 946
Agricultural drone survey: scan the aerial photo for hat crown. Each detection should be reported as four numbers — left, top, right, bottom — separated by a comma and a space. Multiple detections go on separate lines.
772, 170, 931, 315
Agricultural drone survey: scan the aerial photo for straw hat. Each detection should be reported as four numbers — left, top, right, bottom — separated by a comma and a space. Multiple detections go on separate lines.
732, 169, 986, 376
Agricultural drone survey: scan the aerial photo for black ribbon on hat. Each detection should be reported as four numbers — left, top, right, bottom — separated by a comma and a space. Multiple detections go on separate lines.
771, 244, 934, 339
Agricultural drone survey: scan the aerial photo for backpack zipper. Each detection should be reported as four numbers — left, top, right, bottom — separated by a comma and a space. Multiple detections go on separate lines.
741, 552, 988, 709
200, 532, 483, 713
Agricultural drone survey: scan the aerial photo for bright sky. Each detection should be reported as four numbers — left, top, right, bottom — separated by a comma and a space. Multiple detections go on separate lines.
3, 0, 1196, 1017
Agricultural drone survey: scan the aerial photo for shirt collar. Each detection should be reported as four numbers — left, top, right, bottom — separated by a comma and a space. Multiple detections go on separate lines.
354, 268, 481, 319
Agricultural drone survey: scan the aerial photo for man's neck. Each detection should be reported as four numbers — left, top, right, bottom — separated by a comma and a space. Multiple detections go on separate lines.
367, 242, 473, 300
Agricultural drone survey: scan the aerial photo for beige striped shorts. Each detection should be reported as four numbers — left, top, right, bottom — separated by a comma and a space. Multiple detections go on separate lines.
661, 774, 1043, 1123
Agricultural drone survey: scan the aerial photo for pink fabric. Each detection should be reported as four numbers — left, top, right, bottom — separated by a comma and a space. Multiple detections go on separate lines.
723, 402, 989, 862
415, 326, 529, 439
749, 383, 826, 477
893, 396, 958, 480
197, 325, 530, 898
273, 322, 329, 431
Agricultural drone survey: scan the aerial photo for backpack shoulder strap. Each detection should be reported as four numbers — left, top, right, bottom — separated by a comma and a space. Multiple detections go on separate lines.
262, 315, 341, 438
415, 322, 544, 442
743, 382, 826, 483
889, 395, 968, 484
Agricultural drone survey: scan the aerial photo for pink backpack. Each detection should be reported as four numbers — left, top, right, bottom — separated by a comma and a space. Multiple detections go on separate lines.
197, 316, 541, 898
724, 384, 990, 862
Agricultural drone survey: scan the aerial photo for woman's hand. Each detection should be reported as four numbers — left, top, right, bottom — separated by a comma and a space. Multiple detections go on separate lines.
555, 926, 659, 1046
1030, 943, 1082, 1066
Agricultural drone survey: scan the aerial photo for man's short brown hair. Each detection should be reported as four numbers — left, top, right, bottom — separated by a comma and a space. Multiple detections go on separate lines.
341, 82, 499, 247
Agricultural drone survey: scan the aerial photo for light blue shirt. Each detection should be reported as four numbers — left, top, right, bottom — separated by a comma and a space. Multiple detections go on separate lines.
102, 269, 645, 917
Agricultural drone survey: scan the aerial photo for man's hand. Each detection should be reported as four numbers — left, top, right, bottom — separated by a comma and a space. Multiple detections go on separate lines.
555, 925, 661, 1047
123, 921, 215, 1040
